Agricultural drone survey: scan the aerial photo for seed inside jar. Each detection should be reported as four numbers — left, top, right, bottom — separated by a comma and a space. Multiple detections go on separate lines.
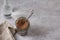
16, 17, 30, 30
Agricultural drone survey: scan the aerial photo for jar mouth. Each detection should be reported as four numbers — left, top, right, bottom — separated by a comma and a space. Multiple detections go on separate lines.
15, 17, 30, 30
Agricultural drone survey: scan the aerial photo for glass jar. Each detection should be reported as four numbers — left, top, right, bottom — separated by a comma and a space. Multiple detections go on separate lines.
15, 17, 30, 36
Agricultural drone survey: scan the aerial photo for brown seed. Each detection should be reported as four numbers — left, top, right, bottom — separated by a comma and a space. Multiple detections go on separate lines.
15, 17, 30, 31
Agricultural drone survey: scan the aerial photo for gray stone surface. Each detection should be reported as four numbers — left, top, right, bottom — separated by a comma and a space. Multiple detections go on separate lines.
0, 0, 60, 40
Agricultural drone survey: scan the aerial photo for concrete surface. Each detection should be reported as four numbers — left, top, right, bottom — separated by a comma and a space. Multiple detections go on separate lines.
0, 0, 60, 40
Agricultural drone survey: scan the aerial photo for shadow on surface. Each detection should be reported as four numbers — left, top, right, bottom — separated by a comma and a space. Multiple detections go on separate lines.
27, 25, 49, 37
14, 25, 49, 40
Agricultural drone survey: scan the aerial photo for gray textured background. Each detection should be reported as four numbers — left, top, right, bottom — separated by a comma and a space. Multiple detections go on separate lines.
0, 0, 60, 40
